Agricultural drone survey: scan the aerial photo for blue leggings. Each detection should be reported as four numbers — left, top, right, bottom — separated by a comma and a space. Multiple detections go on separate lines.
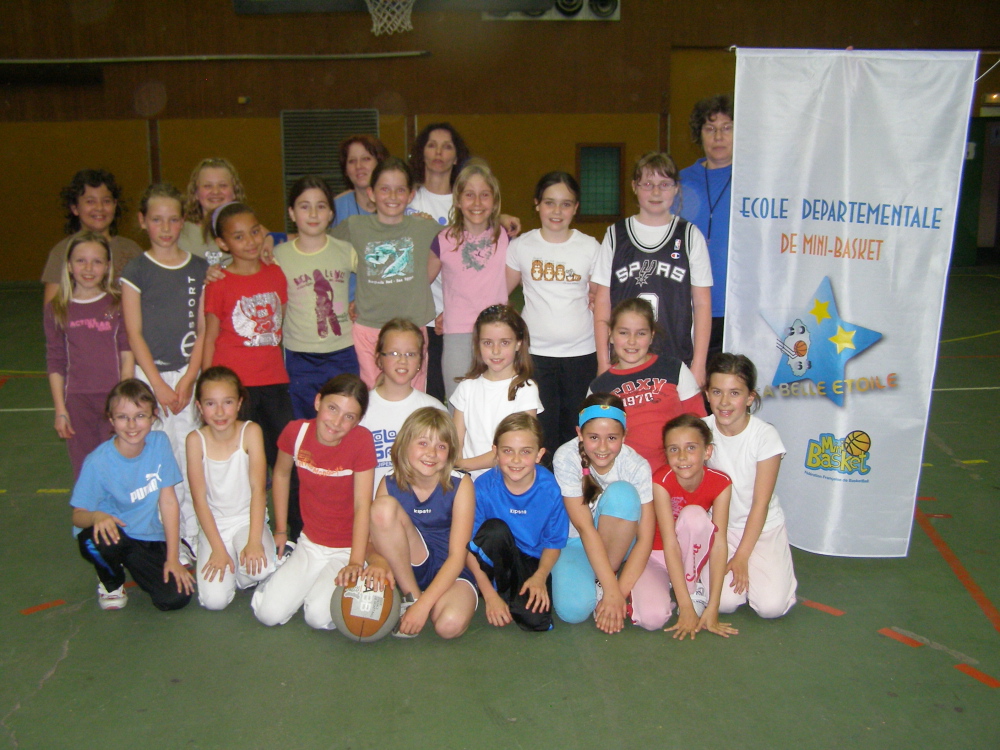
551, 481, 642, 624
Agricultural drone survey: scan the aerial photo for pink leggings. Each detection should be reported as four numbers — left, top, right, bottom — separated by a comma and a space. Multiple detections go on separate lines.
631, 505, 716, 631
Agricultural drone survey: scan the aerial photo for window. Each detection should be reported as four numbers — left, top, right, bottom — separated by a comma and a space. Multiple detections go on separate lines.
577, 143, 623, 221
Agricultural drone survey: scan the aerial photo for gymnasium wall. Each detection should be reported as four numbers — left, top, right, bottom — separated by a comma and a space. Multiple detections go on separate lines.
3, 1, 999, 281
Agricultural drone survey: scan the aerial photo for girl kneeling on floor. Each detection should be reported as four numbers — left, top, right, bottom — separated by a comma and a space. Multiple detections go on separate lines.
186, 367, 277, 610
550, 394, 655, 634
251, 374, 376, 629
366, 407, 477, 638
633, 413, 737, 639
71, 379, 194, 611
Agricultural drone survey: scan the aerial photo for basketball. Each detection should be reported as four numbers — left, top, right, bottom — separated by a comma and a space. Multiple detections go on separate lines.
329, 580, 400, 643
843, 430, 871, 457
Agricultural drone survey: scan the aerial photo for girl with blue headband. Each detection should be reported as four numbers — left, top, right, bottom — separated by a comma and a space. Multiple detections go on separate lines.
550, 393, 655, 633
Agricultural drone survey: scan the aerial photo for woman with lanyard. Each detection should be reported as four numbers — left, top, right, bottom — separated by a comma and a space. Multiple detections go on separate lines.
679, 95, 733, 361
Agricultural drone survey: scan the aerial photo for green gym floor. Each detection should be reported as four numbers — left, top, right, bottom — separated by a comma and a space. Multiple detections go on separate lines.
1, 269, 997, 750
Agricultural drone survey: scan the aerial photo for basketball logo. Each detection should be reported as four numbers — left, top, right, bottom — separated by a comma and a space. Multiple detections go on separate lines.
843, 430, 871, 457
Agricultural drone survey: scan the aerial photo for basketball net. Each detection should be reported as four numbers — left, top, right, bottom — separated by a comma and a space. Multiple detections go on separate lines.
365, 0, 416, 35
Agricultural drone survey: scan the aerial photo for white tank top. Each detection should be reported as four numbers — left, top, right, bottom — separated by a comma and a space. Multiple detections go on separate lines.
198, 421, 253, 530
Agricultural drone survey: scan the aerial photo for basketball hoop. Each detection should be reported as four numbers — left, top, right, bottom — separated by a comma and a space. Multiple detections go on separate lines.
364, 0, 416, 35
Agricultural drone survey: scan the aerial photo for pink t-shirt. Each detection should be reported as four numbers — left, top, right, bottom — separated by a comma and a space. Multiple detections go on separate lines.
432, 227, 509, 334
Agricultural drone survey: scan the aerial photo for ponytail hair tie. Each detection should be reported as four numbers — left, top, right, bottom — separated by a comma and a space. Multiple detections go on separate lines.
581, 467, 590, 476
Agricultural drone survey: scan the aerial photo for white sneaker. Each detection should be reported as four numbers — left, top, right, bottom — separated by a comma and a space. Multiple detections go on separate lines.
392, 593, 418, 638
275, 540, 296, 568
97, 582, 128, 610
178, 538, 197, 568
690, 581, 708, 617
592, 580, 604, 621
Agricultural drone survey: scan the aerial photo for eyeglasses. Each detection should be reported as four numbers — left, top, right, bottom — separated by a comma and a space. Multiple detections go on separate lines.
635, 181, 677, 192
112, 413, 151, 425
702, 123, 734, 136
380, 351, 420, 359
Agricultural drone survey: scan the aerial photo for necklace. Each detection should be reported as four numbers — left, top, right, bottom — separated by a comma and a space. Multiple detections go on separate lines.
703, 164, 732, 241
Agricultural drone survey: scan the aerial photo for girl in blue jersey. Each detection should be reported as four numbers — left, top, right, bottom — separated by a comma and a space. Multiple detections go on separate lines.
366, 407, 477, 638
466, 412, 569, 631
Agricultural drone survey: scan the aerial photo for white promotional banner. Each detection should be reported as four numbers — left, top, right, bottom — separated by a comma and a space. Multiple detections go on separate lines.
727, 49, 978, 556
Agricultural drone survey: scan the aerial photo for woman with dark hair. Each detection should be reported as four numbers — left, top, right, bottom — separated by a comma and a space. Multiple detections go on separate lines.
679, 94, 734, 360
333, 134, 390, 226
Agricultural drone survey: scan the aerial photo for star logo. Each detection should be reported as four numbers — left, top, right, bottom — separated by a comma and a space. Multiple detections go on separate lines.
762, 277, 882, 406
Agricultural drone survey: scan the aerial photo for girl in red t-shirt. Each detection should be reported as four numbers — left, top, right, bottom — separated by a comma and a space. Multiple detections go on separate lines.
202, 202, 293, 502
632, 413, 738, 639
251, 374, 377, 630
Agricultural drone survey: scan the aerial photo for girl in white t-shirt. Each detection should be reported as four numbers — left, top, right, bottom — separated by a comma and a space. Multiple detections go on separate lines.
360, 318, 447, 493
704, 353, 797, 619
428, 161, 509, 400
451, 305, 542, 478
506, 171, 601, 460
550, 393, 655, 634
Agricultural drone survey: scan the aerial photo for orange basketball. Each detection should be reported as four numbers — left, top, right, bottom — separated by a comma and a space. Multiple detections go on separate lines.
329, 582, 400, 643
793, 340, 808, 357
843, 430, 871, 457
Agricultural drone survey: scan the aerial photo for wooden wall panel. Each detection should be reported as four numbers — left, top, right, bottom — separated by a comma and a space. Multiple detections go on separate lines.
158, 118, 285, 235
0, 120, 149, 282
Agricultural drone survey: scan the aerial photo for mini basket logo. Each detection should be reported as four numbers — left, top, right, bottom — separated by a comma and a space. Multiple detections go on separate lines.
805, 430, 871, 475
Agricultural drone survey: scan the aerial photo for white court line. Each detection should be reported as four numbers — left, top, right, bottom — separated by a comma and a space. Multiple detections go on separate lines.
932, 387, 1000, 392
0, 407, 53, 412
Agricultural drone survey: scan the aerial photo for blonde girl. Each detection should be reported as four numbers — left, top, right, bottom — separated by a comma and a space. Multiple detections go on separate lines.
71, 379, 194, 611
45, 232, 134, 478
450, 305, 543, 478
506, 171, 601, 459
360, 318, 447, 491
705, 354, 797, 619
186, 367, 277, 611
332, 157, 441, 390
550, 393, 655, 634
121, 183, 208, 560
632, 413, 737, 639
366, 407, 477, 638
588, 297, 705, 470
181, 158, 246, 262
427, 160, 509, 400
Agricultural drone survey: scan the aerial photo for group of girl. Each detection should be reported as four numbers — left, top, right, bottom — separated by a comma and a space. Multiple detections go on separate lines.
48, 120, 795, 636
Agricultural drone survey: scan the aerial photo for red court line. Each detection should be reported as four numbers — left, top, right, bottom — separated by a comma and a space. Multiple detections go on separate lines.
955, 664, 1000, 688
20, 599, 66, 615
124, 581, 138, 589
800, 598, 845, 616
915, 509, 1000, 634
878, 627, 923, 647
925, 513, 953, 519
917, 496, 936, 501
0, 377, 7, 389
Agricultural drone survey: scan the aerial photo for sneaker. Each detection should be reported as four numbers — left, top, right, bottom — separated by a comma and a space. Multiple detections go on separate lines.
178, 538, 197, 568
275, 540, 296, 568
97, 582, 128, 610
392, 593, 418, 638
690, 581, 708, 618
592, 580, 604, 621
